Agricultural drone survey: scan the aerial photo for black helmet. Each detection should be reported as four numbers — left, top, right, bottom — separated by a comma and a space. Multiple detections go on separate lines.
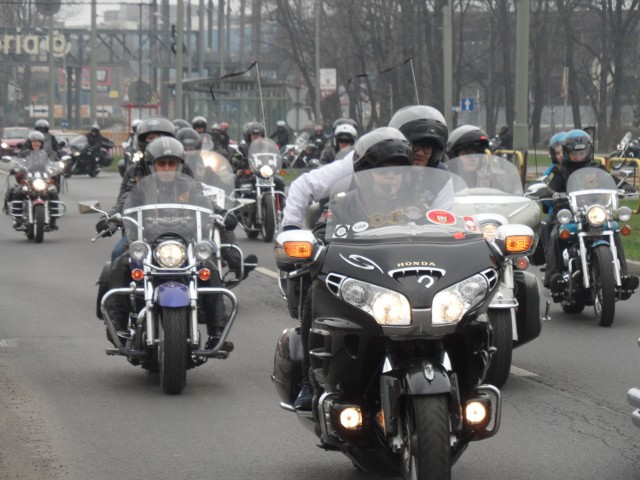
389, 105, 448, 167
173, 118, 191, 130
144, 137, 185, 173
27, 131, 45, 143
34, 119, 49, 133
90, 123, 100, 133
352, 127, 412, 172
331, 117, 358, 130
446, 125, 490, 158
192, 116, 207, 131
244, 121, 265, 143
562, 129, 593, 168
176, 127, 202, 150
136, 117, 176, 152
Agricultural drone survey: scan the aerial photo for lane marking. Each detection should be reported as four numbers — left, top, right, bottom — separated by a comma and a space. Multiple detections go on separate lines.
256, 267, 279, 279
510, 365, 538, 378
0, 339, 9, 347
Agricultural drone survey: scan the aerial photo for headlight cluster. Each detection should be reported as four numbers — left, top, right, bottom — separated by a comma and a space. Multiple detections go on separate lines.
259, 165, 274, 178
32, 178, 47, 191
154, 241, 186, 268
586, 206, 607, 226
340, 279, 411, 326
432, 274, 489, 325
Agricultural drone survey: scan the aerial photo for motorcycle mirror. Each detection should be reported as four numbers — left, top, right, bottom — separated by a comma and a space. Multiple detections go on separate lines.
58, 140, 66, 148
78, 200, 103, 214
1, 155, 12, 163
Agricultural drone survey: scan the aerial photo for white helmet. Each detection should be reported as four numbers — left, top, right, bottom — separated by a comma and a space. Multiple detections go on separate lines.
333, 124, 358, 150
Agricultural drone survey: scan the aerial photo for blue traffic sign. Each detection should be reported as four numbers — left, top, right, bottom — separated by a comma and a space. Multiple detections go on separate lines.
461, 97, 475, 112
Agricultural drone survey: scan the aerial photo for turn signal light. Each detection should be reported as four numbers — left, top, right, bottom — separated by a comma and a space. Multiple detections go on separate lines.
198, 268, 211, 281
621, 225, 632, 236
244, 169, 252, 176
283, 241, 313, 258
505, 235, 533, 253
559, 228, 571, 240
515, 256, 530, 270
131, 269, 144, 281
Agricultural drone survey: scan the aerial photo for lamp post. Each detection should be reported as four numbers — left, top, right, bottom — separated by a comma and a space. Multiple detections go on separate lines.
90, 0, 97, 125
176, 0, 184, 119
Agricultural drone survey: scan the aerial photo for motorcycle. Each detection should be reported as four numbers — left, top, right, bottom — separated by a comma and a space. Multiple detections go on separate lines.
233, 137, 286, 242
543, 167, 638, 326
447, 155, 543, 388
2, 151, 66, 243
66, 136, 114, 178
80, 173, 241, 394
118, 137, 139, 177
272, 167, 536, 479
609, 132, 640, 171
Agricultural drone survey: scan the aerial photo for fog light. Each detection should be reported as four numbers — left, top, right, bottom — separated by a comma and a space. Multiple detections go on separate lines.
339, 407, 362, 429
465, 399, 489, 425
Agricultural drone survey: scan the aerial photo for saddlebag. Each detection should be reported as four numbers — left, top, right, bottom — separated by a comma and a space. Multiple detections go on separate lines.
513, 270, 541, 347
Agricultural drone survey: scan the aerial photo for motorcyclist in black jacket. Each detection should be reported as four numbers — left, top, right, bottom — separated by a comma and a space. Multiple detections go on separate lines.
86, 124, 115, 167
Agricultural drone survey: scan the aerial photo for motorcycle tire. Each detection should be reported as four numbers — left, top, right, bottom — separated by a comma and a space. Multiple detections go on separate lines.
33, 204, 45, 243
591, 246, 616, 327
484, 309, 513, 388
401, 395, 451, 480
261, 194, 276, 242
158, 307, 189, 394
561, 301, 585, 314
88, 166, 99, 178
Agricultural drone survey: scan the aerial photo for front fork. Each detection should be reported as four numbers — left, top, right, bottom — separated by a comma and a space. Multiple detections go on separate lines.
576, 230, 622, 288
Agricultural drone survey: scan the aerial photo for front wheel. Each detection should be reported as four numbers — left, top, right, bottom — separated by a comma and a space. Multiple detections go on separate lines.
261, 194, 276, 242
158, 307, 189, 394
401, 395, 451, 480
484, 309, 513, 388
33, 204, 45, 243
591, 246, 616, 327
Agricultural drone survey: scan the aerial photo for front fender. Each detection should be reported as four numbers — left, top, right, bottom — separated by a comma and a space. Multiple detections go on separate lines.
155, 282, 190, 307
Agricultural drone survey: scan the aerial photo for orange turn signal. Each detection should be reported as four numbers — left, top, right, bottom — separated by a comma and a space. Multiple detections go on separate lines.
131, 268, 144, 281
244, 169, 252, 176
283, 241, 313, 258
559, 228, 571, 240
515, 256, 530, 270
198, 268, 211, 281
621, 225, 632, 236
505, 235, 533, 253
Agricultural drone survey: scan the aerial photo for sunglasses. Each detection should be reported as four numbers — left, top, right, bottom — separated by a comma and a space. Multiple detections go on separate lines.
412, 142, 433, 153
155, 158, 179, 167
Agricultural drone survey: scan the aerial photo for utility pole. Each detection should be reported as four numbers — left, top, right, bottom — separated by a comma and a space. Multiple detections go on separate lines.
314, 0, 322, 125
90, 0, 97, 125
48, 13, 55, 127
443, 0, 453, 129
513, 0, 530, 153
176, 0, 184, 119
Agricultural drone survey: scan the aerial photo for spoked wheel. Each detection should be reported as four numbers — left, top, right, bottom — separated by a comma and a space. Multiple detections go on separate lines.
158, 307, 189, 394
401, 395, 451, 480
591, 246, 616, 327
261, 194, 276, 242
484, 309, 513, 388
33, 204, 45, 243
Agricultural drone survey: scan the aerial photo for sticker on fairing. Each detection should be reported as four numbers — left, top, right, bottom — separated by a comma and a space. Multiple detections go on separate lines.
333, 225, 349, 238
463, 216, 479, 232
426, 210, 456, 225
352, 221, 369, 232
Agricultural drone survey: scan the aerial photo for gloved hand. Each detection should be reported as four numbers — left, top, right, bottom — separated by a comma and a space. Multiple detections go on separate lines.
95, 215, 109, 233
223, 211, 238, 231
528, 185, 554, 199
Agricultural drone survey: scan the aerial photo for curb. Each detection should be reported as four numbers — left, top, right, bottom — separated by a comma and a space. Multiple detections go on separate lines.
629, 260, 640, 276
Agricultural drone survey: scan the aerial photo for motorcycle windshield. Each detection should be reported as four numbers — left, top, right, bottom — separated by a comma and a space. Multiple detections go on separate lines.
326, 166, 479, 241
197, 150, 235, 209
122, 172, 215, 245
17, 150, 63, 177
447, 154, 523, 195
295, 132, 310, 150
247, 137, 282, 173
566, 167, 618, 210
70, 136, 88, 149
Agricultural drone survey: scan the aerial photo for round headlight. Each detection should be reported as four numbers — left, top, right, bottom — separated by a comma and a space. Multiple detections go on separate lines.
32, 178, 47, 191
129, 240, 149, 261
259, 165, 274, 178
586, 206, 606, 226
371, 292, 411, 325
618, 206, 632, 222
194, 241, 214, 260
154, 241, 186, 268
432, 290, 465, 324
556, 208, 573, 225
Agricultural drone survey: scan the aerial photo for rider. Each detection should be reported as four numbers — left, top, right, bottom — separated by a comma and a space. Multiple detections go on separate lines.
106, 137, 231, 349
210, 123, 230, 158
34, 119, 62, 161
192, 115, 214, 151
446, 125, 491, 159
235, 121, 286, 195
319, 121, 357, 165
86, 124, 115, 166
308, 124, 327, 153
269, 120, 290, 149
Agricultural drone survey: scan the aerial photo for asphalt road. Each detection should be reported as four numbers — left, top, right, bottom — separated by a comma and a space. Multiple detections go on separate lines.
1, 171, 640, 480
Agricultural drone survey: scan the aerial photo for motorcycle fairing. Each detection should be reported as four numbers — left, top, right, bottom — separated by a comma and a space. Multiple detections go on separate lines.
155, 281, 190, 307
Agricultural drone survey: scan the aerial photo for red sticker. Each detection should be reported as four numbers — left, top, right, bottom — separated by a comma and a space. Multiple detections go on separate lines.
463, 216, 478, 232
426, 210, 456, 225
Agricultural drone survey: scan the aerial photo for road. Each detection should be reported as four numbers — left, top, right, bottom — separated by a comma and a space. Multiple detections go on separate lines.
0, 171, 639, 480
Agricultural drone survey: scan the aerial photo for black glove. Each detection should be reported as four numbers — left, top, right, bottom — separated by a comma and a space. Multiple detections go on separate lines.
223, 212, 238, 231
95, 216, 115, 237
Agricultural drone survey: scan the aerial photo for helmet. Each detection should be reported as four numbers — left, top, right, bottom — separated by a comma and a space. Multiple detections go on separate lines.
562, 129, 593, 167
352, 127, 412, 172
499, 124, 509, 135
27, 131, 45, 143
220, 122, 229, 131
548, 131, 567, 164
90, 124, 100, 133
131, 119, 142, 133
173, 118, 191, 130
333, 124, 358, 150
244, 122, 265, 143
277, 120, 286, 128
34, 119, 49, 133
176, 127, 203, 150
446, 125, 490, 158
389, 105, 448, 167
210, 122, 220, 132
192, 116, 208, 131
136, 117, 176, 152
331, 117, 358, 130
144, 137, 185, 173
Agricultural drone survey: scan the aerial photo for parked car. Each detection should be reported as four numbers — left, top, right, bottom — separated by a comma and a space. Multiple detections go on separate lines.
0, 126, 30, 156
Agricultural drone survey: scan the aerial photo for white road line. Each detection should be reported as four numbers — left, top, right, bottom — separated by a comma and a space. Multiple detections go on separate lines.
256, 267, 279, 279
0, 339, 9, 347
510, 365, 538, 378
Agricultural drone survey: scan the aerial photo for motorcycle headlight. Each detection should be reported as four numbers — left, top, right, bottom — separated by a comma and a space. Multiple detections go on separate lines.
432, 274, 489, 325
259, 165, 274, 178
586, 206, 606, 226
194, 241, 214, 260
480, 222, 500, 241
618, 206, 632, 222
340, 279, 411, 326
32, 178, 47, 191
556, 208, 573, 225
129, 240, 149, 261
1, 142, 8, 149
154, 241, 186, 268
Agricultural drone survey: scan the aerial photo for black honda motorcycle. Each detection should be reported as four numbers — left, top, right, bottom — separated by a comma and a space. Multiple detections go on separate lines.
65, 136, 114, 178
273, 167, 536, 479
